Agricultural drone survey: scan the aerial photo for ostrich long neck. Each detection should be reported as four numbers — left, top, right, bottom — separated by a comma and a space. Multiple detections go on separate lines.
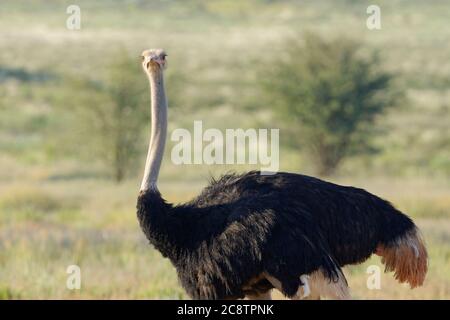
140, 68, 167, 191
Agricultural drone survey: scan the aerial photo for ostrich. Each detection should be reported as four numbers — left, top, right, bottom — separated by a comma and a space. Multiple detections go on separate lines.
137, 49, 428, 300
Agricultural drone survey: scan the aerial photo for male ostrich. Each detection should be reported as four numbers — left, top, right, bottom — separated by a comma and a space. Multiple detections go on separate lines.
137, 49, 428, 300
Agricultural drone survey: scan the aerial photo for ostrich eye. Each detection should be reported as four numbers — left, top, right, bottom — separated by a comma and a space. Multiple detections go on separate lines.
141, 55, 145, 61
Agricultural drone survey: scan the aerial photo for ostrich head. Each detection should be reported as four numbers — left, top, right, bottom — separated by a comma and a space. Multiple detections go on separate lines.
141, 49, 167, 73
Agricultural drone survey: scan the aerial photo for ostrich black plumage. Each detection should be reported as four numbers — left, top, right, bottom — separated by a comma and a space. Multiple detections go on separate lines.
137, 49, 428, 300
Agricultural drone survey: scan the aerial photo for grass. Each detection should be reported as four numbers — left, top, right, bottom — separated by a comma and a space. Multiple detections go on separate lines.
0, 0, 449, 299
0, 177, 449, 299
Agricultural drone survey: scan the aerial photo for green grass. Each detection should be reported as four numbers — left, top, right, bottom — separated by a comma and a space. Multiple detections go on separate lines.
0, 178, 449, 299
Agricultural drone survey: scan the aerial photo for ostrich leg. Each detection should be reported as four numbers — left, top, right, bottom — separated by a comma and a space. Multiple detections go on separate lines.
246, 291, 272, 300
263, 271, 350, 300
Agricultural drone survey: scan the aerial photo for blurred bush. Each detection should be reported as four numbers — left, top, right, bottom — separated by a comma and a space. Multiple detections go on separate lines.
260, 33, 401, 176
58, 49, 149, 182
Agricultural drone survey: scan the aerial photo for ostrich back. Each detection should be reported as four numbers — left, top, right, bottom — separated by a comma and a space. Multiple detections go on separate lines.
193, 171, 415, 265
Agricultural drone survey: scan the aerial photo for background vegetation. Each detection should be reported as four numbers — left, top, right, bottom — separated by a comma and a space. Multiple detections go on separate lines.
0, 0, 449, 299
262, 33, 399, 175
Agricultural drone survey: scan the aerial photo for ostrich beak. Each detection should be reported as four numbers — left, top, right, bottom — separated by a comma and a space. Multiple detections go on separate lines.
142, 55, 166, 70
152, 55, 166, 69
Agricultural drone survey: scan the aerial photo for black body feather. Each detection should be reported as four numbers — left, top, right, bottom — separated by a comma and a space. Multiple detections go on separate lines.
137, 171, 415, 299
